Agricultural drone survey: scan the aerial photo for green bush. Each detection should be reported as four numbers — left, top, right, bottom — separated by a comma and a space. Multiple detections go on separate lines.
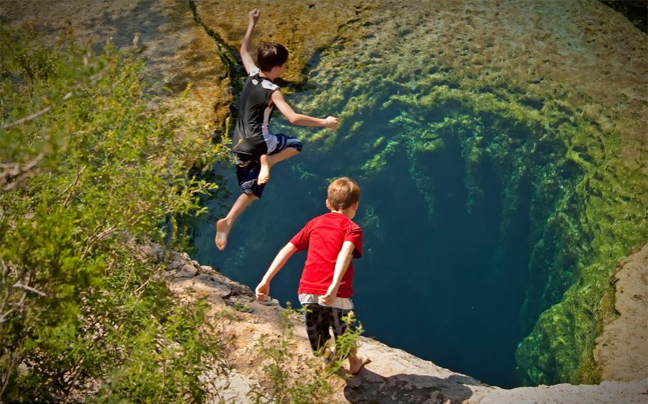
0, 25, 223, 402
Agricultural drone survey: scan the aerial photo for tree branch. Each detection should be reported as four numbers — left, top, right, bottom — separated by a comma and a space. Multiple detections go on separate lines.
12, 282, 46, 297
62, 165, 87, 207
1, 92, 73, 130
0, 153, 44, 192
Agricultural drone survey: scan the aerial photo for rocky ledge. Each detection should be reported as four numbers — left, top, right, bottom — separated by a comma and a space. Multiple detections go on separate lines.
137, 241, 648, 403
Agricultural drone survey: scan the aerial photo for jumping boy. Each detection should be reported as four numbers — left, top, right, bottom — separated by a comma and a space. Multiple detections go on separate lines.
255, 177, 371, 374
215, 9, 339, 250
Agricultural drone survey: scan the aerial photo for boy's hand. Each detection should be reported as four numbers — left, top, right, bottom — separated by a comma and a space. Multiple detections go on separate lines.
255, 281, 270, 301
248, 9, 260, 25
324, 116, 339, 130
319, 285, 339, 306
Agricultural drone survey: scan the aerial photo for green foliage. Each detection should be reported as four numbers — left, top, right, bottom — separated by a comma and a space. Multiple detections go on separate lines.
0, 25, 224, 402
328, 311, 364, 371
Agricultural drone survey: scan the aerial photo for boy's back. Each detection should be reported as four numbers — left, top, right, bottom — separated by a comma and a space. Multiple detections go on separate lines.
291, 212, 362, 298
233, 69, 280, 159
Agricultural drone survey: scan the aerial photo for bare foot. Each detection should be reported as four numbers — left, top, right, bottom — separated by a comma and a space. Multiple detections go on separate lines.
215, 219, 230, 251
258, 163, 271, 185
348, 356, 371, 375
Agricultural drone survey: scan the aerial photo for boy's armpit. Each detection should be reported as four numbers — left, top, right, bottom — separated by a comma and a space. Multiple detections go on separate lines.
345, 226, 362, 258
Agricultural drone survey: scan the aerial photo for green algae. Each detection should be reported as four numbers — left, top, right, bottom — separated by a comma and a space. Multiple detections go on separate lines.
516, 151, 648, 384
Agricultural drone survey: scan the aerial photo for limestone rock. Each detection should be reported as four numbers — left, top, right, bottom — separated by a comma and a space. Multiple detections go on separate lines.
595, 243, 648, 381
144, 237, 647, 403
479, 379, 648, 404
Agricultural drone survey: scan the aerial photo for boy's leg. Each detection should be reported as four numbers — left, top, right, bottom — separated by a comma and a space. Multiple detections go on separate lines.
258, 147, 300, 185
330, 308, 371, 375
216, 158, 265, 250
215, 193, 258, 250
268, 147, 300, 166
258, 134, 302, 185
303, 305, 332, 357
347, 348, 371, 375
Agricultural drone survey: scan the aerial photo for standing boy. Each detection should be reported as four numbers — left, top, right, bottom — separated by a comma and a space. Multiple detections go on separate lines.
255, 177, 371, 374
215, 9, 339, 250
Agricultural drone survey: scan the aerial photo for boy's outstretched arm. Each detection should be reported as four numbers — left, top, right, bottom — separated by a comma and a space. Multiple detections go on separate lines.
240, 9, 260, 74
270, 91, 338, 130
255, 242, 298, 301
319, 241, 355, 306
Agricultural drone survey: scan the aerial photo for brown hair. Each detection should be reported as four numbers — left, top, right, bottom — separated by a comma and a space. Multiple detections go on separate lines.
327, 177, 360, 210
257, 42, 289, 72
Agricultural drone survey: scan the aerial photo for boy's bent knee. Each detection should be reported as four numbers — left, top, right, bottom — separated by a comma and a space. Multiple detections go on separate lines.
286, 137, 302, 153
273, 133, 302, 153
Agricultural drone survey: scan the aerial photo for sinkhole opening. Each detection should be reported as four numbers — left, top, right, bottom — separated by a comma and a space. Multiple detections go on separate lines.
192, 103, 583, 389
352, 134, 533, 389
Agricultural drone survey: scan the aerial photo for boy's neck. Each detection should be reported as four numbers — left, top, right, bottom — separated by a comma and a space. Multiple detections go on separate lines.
330, 208, 356, 220
259, 70, 278, 81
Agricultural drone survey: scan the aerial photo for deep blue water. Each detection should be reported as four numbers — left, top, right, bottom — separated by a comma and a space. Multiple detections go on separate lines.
192, 107, 533, 388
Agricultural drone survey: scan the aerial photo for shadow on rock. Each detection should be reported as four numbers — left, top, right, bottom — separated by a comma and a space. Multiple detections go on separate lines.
344, 370, 476, 404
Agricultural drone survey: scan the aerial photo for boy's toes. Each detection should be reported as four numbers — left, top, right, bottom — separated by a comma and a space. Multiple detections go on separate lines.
349, 357, 371, 375
215, 234, 227, 250
258, 166, 270, 185
258, 175, 269, 185
215, 219, 229, 250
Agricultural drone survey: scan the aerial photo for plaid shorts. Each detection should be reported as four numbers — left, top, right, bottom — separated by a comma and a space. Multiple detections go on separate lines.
235, 134, 302, 198
302, 304, 355, 354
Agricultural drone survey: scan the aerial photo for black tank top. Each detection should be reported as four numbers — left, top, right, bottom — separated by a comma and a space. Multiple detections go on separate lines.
232, 70, 280, 160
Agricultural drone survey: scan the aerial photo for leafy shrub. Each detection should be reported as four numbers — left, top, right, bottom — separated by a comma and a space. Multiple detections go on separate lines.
0, 24, 223, 403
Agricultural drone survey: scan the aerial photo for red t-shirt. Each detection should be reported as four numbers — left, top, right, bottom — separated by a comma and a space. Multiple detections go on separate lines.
290, 212, 363, 298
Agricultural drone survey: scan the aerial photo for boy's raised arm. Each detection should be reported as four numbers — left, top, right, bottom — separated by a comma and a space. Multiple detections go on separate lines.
319, 241, 355, 306
240, 9, 260, 74
255, 242, 298, 301
270, 91, 338, 130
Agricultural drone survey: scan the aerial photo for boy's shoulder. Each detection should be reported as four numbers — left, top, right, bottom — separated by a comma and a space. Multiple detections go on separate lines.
245, 68, 280, 92
345, 217, 362, 233
310, 212, 362, 231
